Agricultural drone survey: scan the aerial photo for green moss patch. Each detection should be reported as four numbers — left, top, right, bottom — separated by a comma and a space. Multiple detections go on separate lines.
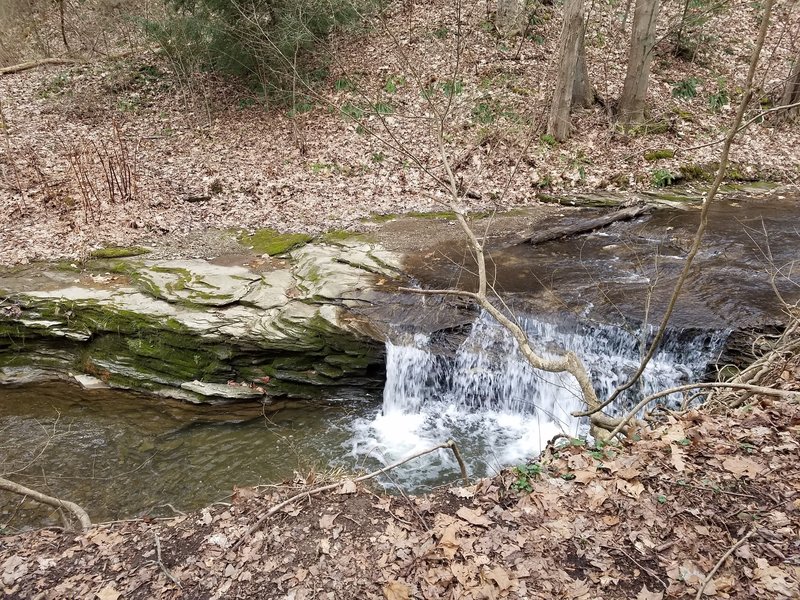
644, 149, 675, 161
90, 247, 150, 259
239, 228, 313, 256
319, 229, 371, 244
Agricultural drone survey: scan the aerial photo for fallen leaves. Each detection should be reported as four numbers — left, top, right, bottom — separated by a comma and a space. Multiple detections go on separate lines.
383, 580, 411, 600
722, 456, 764, 479
1, 397, 799, 599
455, 506, 492, 527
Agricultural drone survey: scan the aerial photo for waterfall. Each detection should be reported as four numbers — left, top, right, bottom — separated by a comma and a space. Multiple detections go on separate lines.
348, 311, 727, 488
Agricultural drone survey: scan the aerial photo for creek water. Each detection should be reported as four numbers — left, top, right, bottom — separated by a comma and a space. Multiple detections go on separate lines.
0, 310, 724, 529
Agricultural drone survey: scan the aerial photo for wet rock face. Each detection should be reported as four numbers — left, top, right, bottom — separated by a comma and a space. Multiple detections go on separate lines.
0, 240, 404, 403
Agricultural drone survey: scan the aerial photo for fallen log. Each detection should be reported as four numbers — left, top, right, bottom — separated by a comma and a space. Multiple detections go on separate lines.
0, 57, 82, 76
518, 204, 652, 246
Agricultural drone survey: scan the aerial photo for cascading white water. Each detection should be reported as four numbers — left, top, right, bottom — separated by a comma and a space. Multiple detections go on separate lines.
348, 312, 727, 488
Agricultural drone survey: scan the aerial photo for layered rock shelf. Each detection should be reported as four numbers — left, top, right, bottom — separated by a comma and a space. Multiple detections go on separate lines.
0, 240, 404, 402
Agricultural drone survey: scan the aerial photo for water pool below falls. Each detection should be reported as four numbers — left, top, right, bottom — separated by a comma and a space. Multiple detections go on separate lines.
0, 311, 725, 528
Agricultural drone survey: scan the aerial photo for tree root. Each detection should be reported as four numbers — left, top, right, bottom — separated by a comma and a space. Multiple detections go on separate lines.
0, 476, 91, 531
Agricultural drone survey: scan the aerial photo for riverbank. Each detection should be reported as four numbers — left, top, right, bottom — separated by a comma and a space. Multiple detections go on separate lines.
1, 0, 799, 267
2, 391, 798, 599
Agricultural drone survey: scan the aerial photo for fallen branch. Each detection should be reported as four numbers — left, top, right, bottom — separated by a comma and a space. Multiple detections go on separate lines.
0, 476, 91, 531
0, 50, 143, 77
695, 529, 754, 600
232, 439, 469, 550
154, 533, 182, 589
602, 382, 799, 440
0, 57, 83, 76
515, 204, 652, 246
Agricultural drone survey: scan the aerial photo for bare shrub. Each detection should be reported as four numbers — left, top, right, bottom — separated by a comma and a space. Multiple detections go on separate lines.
62, 122, 138, 223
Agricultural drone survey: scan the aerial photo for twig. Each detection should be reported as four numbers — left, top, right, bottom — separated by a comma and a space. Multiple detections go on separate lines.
695, 529, 754, 600
154, 533, 183, 589
613, 545, 667, 590
680, 100, 800, 154
232, 440, 468, 550
603, 381, 798, 440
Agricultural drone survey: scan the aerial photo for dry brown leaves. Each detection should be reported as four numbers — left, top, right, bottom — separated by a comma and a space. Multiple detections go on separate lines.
1, 0, 799, 266
1, 397, 798, 599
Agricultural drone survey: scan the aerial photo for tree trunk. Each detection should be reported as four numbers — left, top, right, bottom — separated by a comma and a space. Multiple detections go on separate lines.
58, 0, 70, 52
496, 0, 526, 37
777, 55, 800, 121
618, 0, 660, 125
547, 0, 590, 141
572, 27, 594, 107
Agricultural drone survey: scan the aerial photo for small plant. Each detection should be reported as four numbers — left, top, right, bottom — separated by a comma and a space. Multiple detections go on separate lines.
288, 100, 314, 117
708, 79, 729, 112
38, 72, 71, 99
340, 103, 363, 120
440, 79, 465, 97
511, 463, 542, 492
540, 133, 558, 147
672, 77, 700, 99
371, 152, 385, 163
433, 26, 449, 39
373, 101, 394, 115
652, 169, 676, 187
334, 77, 354, 91
384, 75, 405, 94
537, 174, 553, 188
472, 102, 496, 124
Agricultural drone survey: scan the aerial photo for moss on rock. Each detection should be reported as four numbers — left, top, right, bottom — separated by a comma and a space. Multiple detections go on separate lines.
90, 247, 151, 259
644, 148, 675, 161
239, 229, 313, 256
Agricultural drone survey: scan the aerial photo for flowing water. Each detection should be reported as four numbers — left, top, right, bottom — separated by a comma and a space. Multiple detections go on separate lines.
347, 311, 726, 488
1, 311, 725, 528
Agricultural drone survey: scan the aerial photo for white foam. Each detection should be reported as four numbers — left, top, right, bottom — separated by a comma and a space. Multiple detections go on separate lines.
347, 311, 727, 490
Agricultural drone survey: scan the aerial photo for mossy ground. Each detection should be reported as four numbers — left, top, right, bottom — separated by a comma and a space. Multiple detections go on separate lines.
89, 247, 151, 259
239, 229, 313, 256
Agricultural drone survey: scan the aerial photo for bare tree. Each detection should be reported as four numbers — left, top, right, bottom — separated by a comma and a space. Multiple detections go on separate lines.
618, 0, 660, 125
776, 53, 800, 122
547, 0, 592, 141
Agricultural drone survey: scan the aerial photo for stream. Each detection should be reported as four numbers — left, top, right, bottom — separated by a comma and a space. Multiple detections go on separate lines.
2, 190, 797, 529
1, 310, 724, 529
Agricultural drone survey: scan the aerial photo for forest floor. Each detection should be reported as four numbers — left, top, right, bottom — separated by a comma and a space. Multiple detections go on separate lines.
1, 0, 799, 266
2, 387, 799, 599
2, 1, 800, 597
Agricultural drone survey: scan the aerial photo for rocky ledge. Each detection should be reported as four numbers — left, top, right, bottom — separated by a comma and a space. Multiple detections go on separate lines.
0, 239, 404, 403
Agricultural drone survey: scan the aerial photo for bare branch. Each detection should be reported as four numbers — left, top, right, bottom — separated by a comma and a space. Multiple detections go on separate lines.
232, 439, 468, 549
596, 0, 776, 414
0, 476, 91, 531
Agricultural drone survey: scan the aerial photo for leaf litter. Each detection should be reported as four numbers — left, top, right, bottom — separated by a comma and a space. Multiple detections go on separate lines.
1, 395, 798, 599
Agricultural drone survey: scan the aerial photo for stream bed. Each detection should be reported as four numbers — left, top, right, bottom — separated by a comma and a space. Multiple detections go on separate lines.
1, 309, 724, 530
